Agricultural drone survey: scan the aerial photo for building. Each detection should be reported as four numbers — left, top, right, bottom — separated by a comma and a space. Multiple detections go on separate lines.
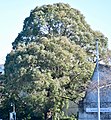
78, 64, 111, 120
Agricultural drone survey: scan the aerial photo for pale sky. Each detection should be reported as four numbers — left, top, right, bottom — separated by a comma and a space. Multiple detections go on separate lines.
0, 0, 111, 64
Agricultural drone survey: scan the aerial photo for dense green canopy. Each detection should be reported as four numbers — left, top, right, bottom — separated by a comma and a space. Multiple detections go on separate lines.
3, 36, 94, 119
12, 3, 108, 62
1, 3, 109, 120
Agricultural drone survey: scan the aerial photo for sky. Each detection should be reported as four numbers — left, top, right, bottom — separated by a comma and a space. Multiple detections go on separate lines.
0, 0, 111, 64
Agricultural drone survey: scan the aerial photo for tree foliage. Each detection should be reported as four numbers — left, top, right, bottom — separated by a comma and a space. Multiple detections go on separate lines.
12, 3, 108, 62
3, 36, 94, 119
1, 3, 109, 120
0, 74, 5, 104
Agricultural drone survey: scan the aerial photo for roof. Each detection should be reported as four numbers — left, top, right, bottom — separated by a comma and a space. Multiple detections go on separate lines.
87, 63, 111, 93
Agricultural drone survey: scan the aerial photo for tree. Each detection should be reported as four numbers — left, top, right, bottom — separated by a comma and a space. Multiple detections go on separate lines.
12, 3, 108, 62
2, 36, 94, 119
0, 72, 6, 118
1, 3, 109, 120
0, 74, 5, 104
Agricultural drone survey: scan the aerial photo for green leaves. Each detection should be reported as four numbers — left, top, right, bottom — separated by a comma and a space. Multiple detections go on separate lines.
4, 36, 94, 119
2, 2, 109, 120
12, 3, 108, 63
